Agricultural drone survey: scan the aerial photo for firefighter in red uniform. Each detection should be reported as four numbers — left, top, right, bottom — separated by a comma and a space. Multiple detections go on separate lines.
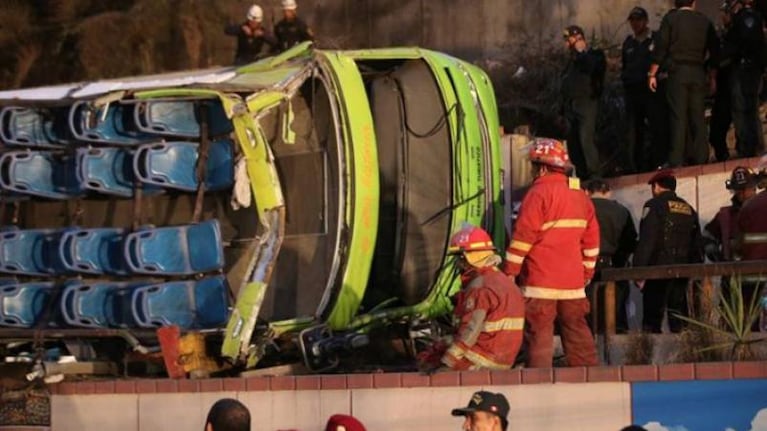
736, 157, 767, 322
439, 225, 525, 370
503, 138, 600, 368
705, 166, 758, 262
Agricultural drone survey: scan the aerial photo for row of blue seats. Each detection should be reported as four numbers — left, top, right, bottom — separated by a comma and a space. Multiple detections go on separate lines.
0, 100, 233, 148
0, 219, 224, 277
0, 275, 230, 329
0, 140, 234, 199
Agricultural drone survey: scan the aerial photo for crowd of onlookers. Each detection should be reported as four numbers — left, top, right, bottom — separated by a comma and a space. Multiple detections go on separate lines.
561, 0, 767, 180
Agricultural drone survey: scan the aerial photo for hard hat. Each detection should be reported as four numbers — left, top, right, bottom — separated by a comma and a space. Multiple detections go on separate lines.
281, 0, 297, 10
448, 225, 496, 255
528, 138, 572, 169
246, 4, 263, 21
647, 168, 675, 185
726, 166, 756, 190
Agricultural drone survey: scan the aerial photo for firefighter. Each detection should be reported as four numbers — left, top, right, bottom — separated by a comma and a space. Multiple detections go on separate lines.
704, 166, 758, 262
503, 138, 600, 368
224, 4, 278, 65
634, 169, 703, 333
274, 0, 314, 52
735, 158, 767, 323
438, 225, 525, 371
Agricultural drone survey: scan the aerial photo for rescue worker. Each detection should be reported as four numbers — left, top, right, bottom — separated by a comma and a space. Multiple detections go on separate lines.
503, 138, 600, 368
561, 25, 607, 180
634, 170, 703, 333
439, 225, 525, 370
736, 158, 767, 324
704, 166, 757, 262
622, 7, 668, 173
585, 179, 638, 333
451, 391, 510, 431
274, 0, 314, 52
224, 4, 278, 65
709, 1, 736, 162
723, 0, 765, 158
648, 0, 719, 167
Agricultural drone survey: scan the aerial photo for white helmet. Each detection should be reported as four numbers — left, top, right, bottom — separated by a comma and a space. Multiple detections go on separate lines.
281, 0, 297, 10
246, 4, 263, 21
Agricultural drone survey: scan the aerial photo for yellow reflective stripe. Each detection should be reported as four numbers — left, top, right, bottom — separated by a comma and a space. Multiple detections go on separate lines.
524, 286, 586, 299
445, 344, 467, 360
583, 261, 596, 269
743, 233, 767, 244
505, 252, 524, 264
484, 317, 525, 332
541, 219, 588, 231
463, 349, 510, 370
509, 240, 532, 252
583, 248, 600, 257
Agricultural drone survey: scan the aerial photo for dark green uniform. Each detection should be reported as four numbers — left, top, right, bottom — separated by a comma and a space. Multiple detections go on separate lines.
653, 8, 719, 167
634, 191, 703, 333
724, 6, 765, 157
274, 17, 313, 52
561, 47, 606, 179
710, 23, 735, 162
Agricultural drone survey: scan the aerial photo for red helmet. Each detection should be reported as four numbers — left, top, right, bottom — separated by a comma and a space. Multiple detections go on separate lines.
448, 225, 496, 254
528, 138, 571, 169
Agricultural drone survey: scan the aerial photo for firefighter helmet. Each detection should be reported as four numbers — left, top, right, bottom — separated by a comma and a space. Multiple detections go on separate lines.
528, 138, 571, 169
448, 225, 496, 255
281, 0, 297, 10
726, 166, 756, 190
246, 4, 263, 21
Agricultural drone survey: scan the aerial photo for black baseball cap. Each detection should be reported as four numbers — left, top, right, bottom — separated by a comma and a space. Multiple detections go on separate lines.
627, 6, 649, 19
451, 391, 510, 423
562, 25, 585, 39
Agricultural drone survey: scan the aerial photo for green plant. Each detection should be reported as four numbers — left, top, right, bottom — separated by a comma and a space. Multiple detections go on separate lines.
624, 330, 655, 365
673, 277, 766, 361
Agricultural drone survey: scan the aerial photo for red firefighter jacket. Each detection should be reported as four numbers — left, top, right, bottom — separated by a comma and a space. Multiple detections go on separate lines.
442, 267, 524, 370
503, 173, 600, 299
737, 190, 767, 261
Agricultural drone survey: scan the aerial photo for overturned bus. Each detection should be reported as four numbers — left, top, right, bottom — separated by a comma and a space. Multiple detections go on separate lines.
0, 43, 504, 375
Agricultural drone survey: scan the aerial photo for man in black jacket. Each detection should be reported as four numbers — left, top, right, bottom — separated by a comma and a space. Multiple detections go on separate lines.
561, 25, 606, 180
648, 0, 719, 167
224, 4, 278, 65
622, 7, 668, 173
585, 179, 638, 333
634, 170, 703, 333
274, 0, 314, 52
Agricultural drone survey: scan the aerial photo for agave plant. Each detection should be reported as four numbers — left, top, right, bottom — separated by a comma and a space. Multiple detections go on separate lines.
673, 277, 766, 361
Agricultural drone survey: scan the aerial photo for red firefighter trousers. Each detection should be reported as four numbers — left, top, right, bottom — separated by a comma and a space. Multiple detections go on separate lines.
525, 297, 598, 368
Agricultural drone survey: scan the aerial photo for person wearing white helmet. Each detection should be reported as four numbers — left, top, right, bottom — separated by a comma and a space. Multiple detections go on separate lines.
224, 3, 277, 65
274, 0, 314, 52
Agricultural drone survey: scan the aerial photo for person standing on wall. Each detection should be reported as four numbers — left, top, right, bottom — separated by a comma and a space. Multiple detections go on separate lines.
709, 1, 737, 162
224, 4, 278, 65
634, 170, 703, 333
722, 0, 766, 158
648, 0, 720, 167
561, 25, 607, 180
621, 7, 668, 173
584, 179, 638, 334
274, 0, 314, 52
503, 138, 600, 368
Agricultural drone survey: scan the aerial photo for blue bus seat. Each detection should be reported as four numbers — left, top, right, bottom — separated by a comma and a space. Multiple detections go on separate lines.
58, 227, 129, 275
130, 275, 230, 329
0, 282, 54, 328
60, 281, 143, 328
134, 100, 233, 138
75, 147, 162, 198
0, 107, 69, 149
133, 140, 234, 192
69, 101, 150, 146
0, 227, 66, 276
123, 219, 224, 276
0, 151, 82, 199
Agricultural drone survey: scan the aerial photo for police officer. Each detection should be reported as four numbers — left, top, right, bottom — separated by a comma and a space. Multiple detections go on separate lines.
634, 170, 703, 333
709, 1, 737, 162
622, 7, 667, 173
561, 25, 606, 180
585, 179, 638, 333
723, 0, 766, 158
274, 0, 314, 52
648, 0, 719, 167
224, 4, 278, 65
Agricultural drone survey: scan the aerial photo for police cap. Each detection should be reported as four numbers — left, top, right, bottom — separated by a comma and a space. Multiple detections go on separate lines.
647, 168, 676, 185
